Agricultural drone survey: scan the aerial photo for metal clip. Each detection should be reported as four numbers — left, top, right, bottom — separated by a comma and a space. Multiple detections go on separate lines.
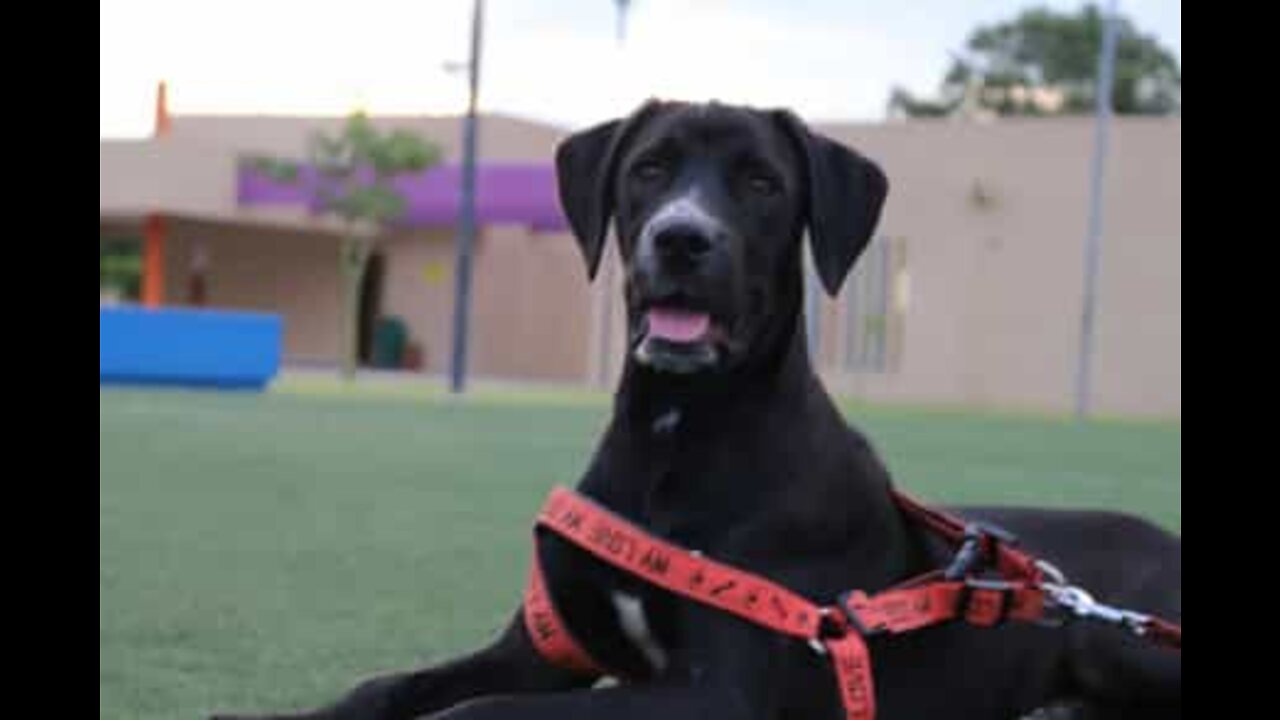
1041, 581, 1153, 637
1035, 559, 1067, 585
808, 608, 848, 656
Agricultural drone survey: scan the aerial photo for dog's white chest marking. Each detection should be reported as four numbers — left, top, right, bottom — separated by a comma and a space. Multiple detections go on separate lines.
611, 591, 668, 672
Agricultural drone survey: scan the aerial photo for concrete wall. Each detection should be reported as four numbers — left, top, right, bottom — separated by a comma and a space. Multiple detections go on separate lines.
100, 140, 235, 219
378, 225, 592, 381
161, 218, 343, 362
148, 218, 592, 382
376, 228, 457, 374
471, 227, 592, 382
810, 118, 1180, 417
165, 112, 566, 164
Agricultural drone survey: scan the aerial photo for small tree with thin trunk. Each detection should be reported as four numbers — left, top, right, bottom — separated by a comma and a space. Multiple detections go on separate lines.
247, 113, 441, 379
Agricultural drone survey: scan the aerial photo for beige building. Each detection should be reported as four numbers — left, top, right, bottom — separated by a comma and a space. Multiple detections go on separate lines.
101, 113, 590, 381
812, 118, 1181, 418
100, 112, 1180, 418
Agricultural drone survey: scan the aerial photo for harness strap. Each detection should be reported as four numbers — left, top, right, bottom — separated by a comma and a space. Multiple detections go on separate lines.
528, 487, 877, 720
889, 491, 1044, 581
841, 578, 1046, 635
537, 487, 829, 639
522, 550, 603, 675
522, 486, 1181, 720
1145, 617, 1182, 649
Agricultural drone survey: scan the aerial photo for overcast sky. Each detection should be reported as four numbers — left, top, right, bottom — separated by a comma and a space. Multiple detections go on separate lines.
100, 0, 1181, 138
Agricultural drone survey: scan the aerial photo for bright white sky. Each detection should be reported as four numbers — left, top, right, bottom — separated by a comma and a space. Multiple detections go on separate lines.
100, 0, 1181, 138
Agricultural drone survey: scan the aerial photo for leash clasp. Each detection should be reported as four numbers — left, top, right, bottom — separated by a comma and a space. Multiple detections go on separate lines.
1040, 580, 1154, 637
1036, 560, 1165, 641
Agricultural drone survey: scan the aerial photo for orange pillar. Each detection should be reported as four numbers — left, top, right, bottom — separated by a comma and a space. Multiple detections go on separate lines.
142, 214, 166, 307
154, 80, 171, 138
142, 81, 171, 308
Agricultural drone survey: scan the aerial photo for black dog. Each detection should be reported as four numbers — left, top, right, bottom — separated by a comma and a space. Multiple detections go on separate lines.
220, 101, 1180, 720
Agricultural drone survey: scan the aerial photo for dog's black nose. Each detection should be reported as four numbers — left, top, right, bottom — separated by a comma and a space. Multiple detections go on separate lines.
654, 223, 713, 263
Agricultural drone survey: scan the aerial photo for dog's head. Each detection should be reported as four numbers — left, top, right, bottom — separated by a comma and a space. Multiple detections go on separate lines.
557, 101, 888, 376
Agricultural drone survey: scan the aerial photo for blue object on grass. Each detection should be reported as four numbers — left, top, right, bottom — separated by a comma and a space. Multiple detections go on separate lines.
100, 306, 283, 390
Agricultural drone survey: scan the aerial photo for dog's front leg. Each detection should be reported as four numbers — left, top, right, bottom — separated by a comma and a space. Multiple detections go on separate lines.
214, 612, 597, 720
425, 612, 789, 720
426, 682, 759, 720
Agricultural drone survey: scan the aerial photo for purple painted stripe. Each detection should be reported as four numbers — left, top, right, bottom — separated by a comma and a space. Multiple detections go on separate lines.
236, 163, 569, 232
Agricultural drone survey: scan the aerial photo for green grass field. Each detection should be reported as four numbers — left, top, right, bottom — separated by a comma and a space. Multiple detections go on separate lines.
99, 385, 1180, 720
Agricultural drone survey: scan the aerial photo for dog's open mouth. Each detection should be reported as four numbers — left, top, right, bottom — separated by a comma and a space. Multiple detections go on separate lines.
634, 306, 723, 374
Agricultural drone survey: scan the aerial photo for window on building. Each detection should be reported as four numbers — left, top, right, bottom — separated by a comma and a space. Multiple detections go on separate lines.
842, 236, 907, 373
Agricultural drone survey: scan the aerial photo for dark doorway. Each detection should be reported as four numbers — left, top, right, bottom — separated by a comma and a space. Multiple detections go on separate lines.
100, 237, 142, 302
357, 252, 386, 365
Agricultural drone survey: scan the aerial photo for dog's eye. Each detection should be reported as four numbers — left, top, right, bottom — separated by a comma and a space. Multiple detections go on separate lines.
747, 173, 781, 197
632, 160, 668, 183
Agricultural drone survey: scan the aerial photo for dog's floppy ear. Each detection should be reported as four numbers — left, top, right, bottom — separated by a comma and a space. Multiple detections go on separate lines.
773, 110, 889, 296
555, 101, 659, 280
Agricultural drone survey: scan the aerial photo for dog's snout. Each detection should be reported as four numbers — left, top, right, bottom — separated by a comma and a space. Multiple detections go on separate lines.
636, 191, 730, 282
655, 223, 714, 262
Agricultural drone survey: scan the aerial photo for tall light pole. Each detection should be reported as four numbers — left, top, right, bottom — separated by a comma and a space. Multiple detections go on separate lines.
1073, 0, 1119, 419
615, 0, 631, 41
449, 0, 484, 394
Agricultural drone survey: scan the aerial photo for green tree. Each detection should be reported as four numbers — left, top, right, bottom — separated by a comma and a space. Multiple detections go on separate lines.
247, 113, 441, 380
889, 4, 1180, 118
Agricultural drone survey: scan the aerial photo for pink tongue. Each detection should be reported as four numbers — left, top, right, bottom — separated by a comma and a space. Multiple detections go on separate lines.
647, 308, 710, 343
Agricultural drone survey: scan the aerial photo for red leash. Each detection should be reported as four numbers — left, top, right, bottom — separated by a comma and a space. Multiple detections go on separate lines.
523, 486, 1180, 720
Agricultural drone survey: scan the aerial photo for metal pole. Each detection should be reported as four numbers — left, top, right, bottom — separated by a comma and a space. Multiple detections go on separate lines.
615, 0, 630, 42
449, 0, 484, 394
1074, 0, 1118, 419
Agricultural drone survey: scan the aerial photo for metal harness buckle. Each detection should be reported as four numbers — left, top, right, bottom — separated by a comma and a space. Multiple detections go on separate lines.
943, 521, 1019, 580
807, 607, 851, 656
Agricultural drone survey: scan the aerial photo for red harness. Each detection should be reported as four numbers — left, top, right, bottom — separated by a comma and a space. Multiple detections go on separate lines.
523, 486, 1181, 720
